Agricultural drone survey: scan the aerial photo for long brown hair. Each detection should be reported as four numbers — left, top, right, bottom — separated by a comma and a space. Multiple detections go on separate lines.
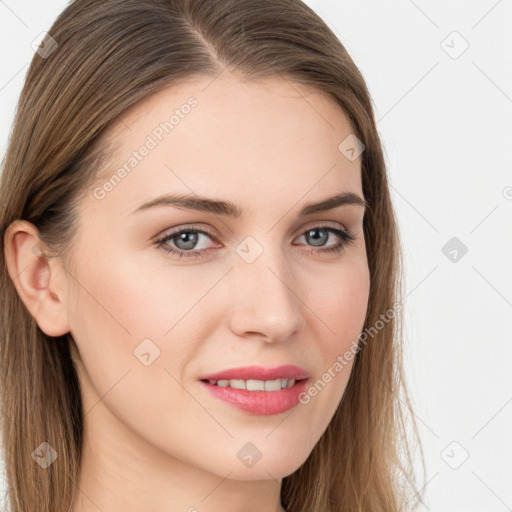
0, 0, 425, 510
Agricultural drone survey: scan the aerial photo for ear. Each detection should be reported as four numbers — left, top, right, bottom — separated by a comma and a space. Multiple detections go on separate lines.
3, 220, 71, 337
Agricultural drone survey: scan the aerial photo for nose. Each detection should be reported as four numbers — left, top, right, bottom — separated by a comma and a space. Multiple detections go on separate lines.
227, 244, 304, 343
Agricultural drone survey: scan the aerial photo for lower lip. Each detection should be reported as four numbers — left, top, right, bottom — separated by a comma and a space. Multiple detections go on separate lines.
199, 379, 309, 415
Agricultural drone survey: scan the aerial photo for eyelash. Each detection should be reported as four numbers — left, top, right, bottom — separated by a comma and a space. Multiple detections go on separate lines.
154, 223, 356, 259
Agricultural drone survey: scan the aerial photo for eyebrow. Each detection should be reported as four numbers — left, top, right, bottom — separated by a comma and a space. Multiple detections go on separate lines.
131, 191, 367, 217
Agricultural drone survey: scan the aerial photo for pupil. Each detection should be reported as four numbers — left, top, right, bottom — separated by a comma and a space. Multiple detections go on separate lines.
176, 232, 198, 250
307, 228, 327, 247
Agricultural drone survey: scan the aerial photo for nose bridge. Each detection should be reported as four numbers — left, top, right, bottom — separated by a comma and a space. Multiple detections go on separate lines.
228, 235, 303, 340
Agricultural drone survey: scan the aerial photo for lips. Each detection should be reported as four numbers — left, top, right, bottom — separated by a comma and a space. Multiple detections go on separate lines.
198, 365, 310, 415
199, 365, 309, 382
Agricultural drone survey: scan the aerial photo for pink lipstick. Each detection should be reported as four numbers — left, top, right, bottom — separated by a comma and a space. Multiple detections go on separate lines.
198, 365, 309, 415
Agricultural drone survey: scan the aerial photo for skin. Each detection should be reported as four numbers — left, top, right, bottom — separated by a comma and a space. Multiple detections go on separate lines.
5, 71, 370, 512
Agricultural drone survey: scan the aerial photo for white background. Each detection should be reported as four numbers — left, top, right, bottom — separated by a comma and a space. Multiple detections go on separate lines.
1, 1, 511, 510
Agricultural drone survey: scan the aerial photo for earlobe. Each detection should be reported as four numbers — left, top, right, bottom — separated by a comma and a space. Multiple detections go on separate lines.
4, 220, 71, 337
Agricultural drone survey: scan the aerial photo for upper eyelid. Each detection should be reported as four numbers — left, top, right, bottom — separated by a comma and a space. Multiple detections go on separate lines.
156, 219, 350, 239
155, 224, 218, 243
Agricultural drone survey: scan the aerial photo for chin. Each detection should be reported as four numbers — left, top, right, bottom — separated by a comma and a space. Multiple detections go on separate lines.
226, 461, 302, 482
225, 445, 311, 482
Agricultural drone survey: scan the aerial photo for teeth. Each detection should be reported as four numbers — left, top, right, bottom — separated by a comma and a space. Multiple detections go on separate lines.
247, 379, 265, 391
229, 379, 246, 390
207, 378, 297, 390
263, 379, 280, 391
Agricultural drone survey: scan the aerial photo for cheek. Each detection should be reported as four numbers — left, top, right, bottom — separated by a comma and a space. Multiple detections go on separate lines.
313, 257, 370, 351
67, 249, 228, 385
67, 252, 224, 456
296, 259, 369, 431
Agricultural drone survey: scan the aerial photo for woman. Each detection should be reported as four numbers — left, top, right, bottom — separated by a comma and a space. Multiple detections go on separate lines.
0, 0, 425, 511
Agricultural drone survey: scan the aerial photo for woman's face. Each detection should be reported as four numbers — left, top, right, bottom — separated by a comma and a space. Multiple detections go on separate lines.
63, 72, 370, 481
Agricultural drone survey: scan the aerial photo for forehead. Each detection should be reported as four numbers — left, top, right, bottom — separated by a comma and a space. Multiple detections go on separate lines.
87, 72, 363, 218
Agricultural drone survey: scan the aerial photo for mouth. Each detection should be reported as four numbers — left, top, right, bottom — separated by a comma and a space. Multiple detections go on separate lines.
199, 377, 306, 391
198, 365, 310, 415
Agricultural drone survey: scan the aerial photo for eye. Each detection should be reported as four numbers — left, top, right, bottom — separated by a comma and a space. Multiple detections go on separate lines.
154, 223, 356, 258
294, 225, 356, 255
155, 225, 219, 258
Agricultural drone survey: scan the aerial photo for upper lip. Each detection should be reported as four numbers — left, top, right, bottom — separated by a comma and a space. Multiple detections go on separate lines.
199, 365, 309, 382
